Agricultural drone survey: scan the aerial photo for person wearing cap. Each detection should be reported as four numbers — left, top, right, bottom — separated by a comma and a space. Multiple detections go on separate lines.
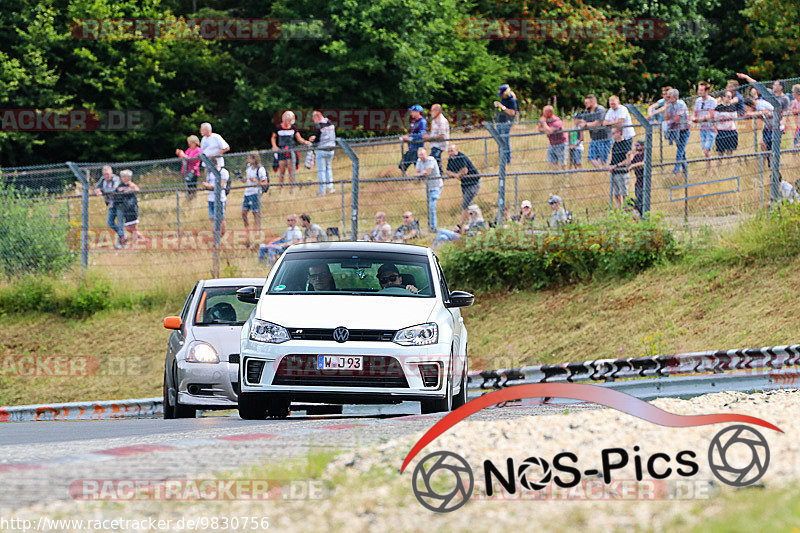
515, 200, 535, 225
423, 104, 450, 174
415, 147, 443, 232
432, 204, 485, 247
548, 195, 568, 227
493, 84, 518, 164
399, 105, 428, 173
376, 263, 419, 294
445, 143, 480, 230
629, 141, 646, 217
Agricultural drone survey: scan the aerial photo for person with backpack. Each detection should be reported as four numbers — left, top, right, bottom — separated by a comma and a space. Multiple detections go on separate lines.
241, 151, 268, 246
201, 160, 229, 236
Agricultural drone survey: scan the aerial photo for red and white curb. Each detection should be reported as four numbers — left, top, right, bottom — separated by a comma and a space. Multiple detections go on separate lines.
0, 398, 162, 422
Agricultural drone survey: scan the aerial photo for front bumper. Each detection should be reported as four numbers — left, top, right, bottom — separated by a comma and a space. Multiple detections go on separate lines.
239, 339, 452, 401
177, 359, 239, 408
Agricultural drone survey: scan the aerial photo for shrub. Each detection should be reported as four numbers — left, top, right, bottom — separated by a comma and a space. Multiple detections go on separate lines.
438, 212, 677, 292
0, 277, 110, 318
0, 180, 75, 278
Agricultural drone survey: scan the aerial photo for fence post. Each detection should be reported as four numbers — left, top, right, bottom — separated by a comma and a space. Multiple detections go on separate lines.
484, 122, 507, 222
340, 176, 346, 241
66, 162, 89, 276
337, 138, 359, 240
176, 191, 181, 239
626, 104, 653, 216
483, 137, 488, 170
200, 154, 222, 278
752, 82, 782, 205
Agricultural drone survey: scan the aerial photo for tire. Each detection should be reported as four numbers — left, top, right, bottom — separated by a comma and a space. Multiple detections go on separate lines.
421, 374, 452, 414
452, 364, 468, 409
238, 392, 268, 420
266, 396, 291, 419
164, 365, 197, 420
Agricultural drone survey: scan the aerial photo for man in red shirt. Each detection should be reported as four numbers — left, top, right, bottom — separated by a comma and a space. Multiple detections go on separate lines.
538, 105, 568, 170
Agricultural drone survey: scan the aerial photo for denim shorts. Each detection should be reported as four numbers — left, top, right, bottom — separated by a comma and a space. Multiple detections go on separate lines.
242, 194, 260, 212
208, 201, 227, 220
588, 139, 611, 162
699, 130, 716, 151
547, 143, 567, 165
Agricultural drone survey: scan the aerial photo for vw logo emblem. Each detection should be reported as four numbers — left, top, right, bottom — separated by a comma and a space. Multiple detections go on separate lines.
332, 327, 350, 343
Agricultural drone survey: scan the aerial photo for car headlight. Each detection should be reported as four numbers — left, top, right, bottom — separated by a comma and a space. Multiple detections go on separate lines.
186, 342, 219, 363
249, 319, 290, 344
393, 323, 438, 346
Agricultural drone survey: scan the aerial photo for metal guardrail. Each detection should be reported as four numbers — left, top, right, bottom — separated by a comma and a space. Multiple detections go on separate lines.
3, 345, 797, 421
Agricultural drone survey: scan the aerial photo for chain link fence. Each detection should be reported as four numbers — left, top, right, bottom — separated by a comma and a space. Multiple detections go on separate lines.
2, 80, 799, 284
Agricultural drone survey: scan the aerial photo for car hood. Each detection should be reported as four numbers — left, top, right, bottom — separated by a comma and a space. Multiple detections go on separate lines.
190, 325, 244, 359
256, 295, 438, 330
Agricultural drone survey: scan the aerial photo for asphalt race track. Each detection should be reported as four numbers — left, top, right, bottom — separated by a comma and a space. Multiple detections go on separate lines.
0, 402, 597, 512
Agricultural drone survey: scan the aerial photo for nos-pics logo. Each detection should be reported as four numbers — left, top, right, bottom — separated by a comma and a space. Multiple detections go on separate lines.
401, 384, 781, 513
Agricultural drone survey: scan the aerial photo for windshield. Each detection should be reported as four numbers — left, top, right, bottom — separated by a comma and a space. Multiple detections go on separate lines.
194, 286, 262, 325
267, 251, 434, 297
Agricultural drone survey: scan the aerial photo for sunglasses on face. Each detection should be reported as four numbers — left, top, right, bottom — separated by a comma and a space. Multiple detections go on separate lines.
379, 273, 401, 284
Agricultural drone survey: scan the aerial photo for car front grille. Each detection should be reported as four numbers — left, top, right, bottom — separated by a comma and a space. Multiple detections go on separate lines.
288, 329, 396, 342
272, 355, 409, 388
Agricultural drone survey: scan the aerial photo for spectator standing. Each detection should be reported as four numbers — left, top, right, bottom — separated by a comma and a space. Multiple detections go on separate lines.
445, 143, 480, 231
646, 86, 673, 145
548, 195, 568, 227
199, 122, 230, 170
608, 126, 635, 209
271, 111, 312, 192
258, 214, 302, 264
568, 127, 584, 169
714, 90, 739, 159
629, 141, 646, 217
309, 110, 336, 196
725, 80, 746, 116
424, 104, 450, 174
393, 212, 421, 242
791, 85, 800, 148
299, 213, 327, 242
399, 105, 427, 173
493, 84, 518, 164
176, 135, 202, 199
603, 96, 636, 141
93, 165, 126, 248
202, 161, 229, 237
539, 105, 568, 170
692, 81, 717, 168
745, 92, 776, 165
415, 147, 443, 232
241, 151, 268, 246
580, 95, 610, 168
664, 88, 691, 176
738, 73, 791, 130
364, 211, 392, 242
115, 169, 146, 246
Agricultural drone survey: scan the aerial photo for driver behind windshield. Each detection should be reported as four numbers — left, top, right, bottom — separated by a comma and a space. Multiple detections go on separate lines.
376, 263, 419, 294
307, 263, 336, 291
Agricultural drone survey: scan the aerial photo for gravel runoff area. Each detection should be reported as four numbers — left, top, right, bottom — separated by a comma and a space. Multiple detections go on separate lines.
5, 390, 799, 532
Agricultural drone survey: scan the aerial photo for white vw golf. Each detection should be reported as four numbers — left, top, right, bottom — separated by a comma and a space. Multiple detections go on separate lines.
236, 242, 473, 419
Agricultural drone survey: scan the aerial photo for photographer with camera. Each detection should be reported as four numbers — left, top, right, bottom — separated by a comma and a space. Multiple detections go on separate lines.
241, 151, 268, 247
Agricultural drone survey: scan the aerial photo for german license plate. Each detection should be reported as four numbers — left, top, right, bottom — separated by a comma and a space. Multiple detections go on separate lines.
317, 355, 363, 371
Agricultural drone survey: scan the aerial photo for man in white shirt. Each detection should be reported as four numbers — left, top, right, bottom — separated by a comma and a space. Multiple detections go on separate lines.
415, 147, 444, 232
603, 96, 636, 140
692, 81, 717, 167
199, 122, 230, 168
258, 213, 303, 264
423, 104, 450, 174
201, 161, 229, 236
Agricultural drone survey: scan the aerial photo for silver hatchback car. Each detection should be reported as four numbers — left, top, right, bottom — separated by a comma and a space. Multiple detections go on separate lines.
162, 278, 263, 418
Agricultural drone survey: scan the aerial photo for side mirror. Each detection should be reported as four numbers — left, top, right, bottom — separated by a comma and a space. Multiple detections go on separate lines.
445, 290, 474, 308
163, 316, 182, 330
237, 286, 260, 304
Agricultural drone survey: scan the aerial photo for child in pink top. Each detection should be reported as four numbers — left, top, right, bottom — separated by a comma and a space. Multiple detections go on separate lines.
176, 135, 202, 198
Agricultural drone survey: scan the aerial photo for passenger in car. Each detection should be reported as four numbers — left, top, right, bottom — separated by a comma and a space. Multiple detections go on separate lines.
307, 263, 336, 291
376, 263, 419, 294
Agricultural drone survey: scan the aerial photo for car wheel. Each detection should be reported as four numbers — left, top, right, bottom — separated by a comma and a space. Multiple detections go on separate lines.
452, 362, 468, 409
420, 372, 453, 414
171, 363, 197, 419
239, 392, 268, 420
266, 396, 290, 419
163, 370, 176, 419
